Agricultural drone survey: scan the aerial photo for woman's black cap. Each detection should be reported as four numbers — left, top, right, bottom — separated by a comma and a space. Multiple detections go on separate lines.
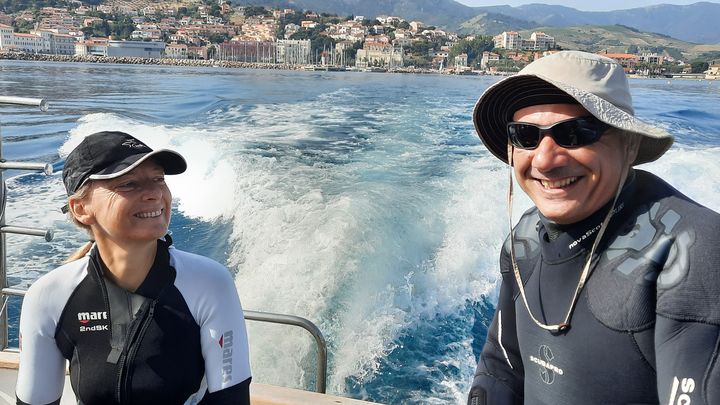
62, 131, 187, 196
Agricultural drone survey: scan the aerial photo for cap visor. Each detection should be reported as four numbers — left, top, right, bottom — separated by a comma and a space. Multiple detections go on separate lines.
88, 149, 187, 181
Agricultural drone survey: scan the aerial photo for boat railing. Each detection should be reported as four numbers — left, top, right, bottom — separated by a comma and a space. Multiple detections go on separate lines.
0, 96, 328, 394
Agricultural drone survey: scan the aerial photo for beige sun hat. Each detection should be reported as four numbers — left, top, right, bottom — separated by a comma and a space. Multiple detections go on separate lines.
472, 50, 674, 165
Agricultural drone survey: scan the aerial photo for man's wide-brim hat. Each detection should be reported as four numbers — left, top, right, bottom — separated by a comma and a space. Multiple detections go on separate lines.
472, 51, 673, 165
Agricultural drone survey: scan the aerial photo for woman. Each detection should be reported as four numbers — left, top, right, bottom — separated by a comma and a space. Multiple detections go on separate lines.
16, 131, 251, 405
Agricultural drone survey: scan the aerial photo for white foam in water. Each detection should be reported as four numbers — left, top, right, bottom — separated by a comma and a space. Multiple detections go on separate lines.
643, 146, 720, 212
4, 174, 77, 286
197, 94, 533, 395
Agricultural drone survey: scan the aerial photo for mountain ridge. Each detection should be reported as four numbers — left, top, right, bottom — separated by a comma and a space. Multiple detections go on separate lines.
233, 0, 720, 44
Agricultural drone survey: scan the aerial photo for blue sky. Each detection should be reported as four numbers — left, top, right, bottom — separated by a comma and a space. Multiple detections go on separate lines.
455, 0, 719, 11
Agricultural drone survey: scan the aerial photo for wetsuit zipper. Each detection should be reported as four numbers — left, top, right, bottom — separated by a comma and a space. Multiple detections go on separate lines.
115, 299, 156, 403
89, 255, 112, 321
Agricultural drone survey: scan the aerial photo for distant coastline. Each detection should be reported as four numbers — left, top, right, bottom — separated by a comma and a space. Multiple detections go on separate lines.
0, 52, 446, 74
4, 52, 708, 80
0, 52, 304, 70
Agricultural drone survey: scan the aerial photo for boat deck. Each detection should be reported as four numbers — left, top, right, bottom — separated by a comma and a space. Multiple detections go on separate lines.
0, 352, 378, 405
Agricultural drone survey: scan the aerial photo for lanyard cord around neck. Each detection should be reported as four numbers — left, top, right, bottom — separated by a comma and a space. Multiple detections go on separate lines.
505, 142, 628, 333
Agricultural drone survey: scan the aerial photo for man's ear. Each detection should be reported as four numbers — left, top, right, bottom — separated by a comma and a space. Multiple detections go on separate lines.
68, 196, 95, 226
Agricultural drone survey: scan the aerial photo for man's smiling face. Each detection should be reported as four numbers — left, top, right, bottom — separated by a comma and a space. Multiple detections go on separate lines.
511, 103, 627, 224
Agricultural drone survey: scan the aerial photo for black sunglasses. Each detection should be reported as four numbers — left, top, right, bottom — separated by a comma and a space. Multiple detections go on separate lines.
507, 116, 611, 150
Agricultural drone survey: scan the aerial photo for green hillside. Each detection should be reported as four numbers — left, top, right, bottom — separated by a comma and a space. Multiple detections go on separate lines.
458, 12, 535, 35
518, 24, 720, 60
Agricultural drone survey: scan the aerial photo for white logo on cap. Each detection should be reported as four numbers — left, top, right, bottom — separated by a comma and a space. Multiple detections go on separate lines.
122, 140, 147, 149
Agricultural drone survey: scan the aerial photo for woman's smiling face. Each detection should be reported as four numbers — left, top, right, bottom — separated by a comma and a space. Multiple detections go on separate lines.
79, 159, 172, 246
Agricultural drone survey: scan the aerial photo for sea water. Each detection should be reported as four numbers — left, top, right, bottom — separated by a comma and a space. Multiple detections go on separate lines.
1, 60, 719, 404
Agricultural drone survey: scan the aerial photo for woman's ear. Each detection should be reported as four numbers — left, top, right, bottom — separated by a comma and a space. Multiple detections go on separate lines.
68, 196, 95, 226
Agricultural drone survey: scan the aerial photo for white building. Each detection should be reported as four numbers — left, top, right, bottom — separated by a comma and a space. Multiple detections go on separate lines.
284, 23, 300, 39
639, 53, 664, 64
705, 63, 720, 79
494, 31, 555, 50
164, 43, 188, 59
0, 24, 75, 54
37, 30, 75, 54
481, 51, 500, 69
454, 53, 468, 67
131, 29, 162, 40
75, 38, 108, 56
275, 39, 310, 65
107, 40, 165, 58
494, 31, 521, 50
0, 24, 14, 49
529, 32, 555, 50
355, 43, 403, 68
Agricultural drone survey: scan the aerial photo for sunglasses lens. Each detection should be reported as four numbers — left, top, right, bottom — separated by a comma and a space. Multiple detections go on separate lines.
508, 123, 541, 148
553, 118, 603, 147
507, 117, 608, 150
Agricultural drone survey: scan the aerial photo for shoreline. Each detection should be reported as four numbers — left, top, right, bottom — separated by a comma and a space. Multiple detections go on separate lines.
3, 53, 711, 80
0, 52, 443, 74
0, 52, 306, 70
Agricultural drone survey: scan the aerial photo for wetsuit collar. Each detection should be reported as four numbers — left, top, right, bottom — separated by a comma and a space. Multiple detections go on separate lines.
134, 238, 174, 298
538, 170, 637, 262
89, 236, 175, 299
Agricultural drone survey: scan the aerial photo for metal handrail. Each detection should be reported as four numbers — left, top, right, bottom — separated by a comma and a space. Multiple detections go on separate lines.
1, 287, 328, 393
0, 96, 48, 111
244, 309, 327, 393
0, 97, 54, 354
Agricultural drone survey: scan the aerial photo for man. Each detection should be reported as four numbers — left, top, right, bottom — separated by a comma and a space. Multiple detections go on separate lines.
467, 51, 720, 405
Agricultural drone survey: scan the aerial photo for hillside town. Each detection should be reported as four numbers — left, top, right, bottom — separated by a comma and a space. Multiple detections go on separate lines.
0, 1, 718, 78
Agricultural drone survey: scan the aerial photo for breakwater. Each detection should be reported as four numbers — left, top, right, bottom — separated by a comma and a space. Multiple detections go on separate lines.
0, 52, 444, 74
0, 52, 301, 69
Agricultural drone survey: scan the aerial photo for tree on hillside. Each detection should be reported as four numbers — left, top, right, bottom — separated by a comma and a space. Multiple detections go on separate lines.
2, 0, 62, 13
208, 32, 230, 43
344, 40, 363, 63
323, 15, 344, 24
361, 18, 379, 27
110, 16, 135, 39
13, 19, 35, 33
488, 58, 524, 73
691, 61, 709, 73
276, 10, 304, 38
244, 5, 269, 17
449, 35, 494, 66
404, 38, 445, 67
409, 40, 430, 57
81, 20, 110, 37
663, 63, 684, 74
210, 4, 221, 17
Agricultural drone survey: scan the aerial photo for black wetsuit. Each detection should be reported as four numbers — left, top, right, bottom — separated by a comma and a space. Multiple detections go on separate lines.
468, 170, 720, 405
16, 237, 252, 405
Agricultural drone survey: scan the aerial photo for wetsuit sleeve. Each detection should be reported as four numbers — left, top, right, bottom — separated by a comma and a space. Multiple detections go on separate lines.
468, 248, 524, 405
655, 316, 720, 405
653, 220, 720, 405
15, 277, 66, 405
195, 261, 252, 404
